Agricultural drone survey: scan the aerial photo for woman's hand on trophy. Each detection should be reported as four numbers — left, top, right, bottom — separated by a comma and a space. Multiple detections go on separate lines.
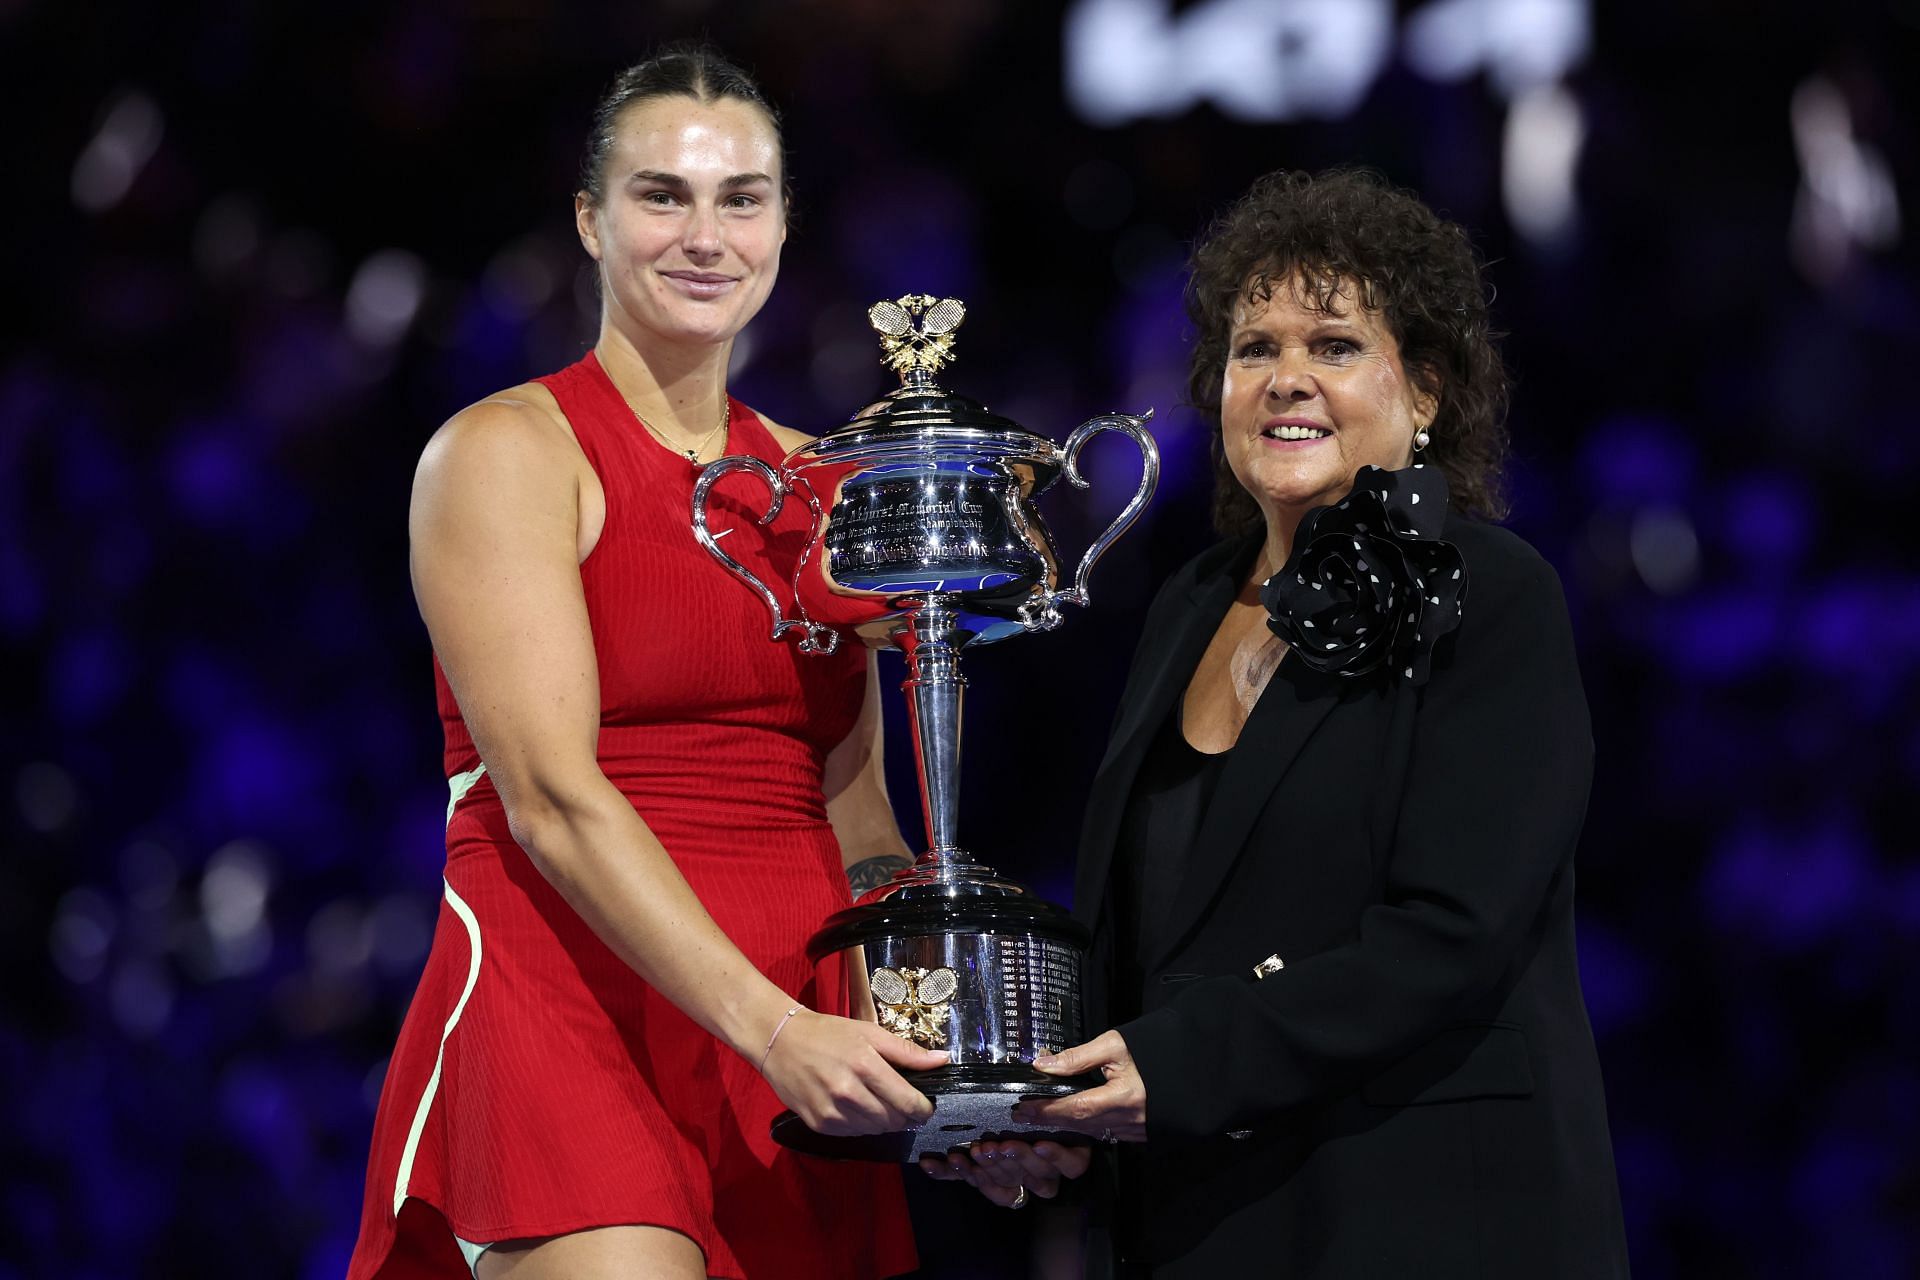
919, 1139, 1091, 1205
1010, 1029, 1147, 1142
917, 1151, 1028, 1208
760, 1011, 948, 1135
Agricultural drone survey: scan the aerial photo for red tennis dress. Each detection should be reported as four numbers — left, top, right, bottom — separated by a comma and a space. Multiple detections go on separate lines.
347, 353, 917, 1279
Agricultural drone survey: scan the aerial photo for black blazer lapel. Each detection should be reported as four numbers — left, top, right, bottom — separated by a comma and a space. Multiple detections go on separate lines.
1074, 545, 1249, 932
1146, 657, 1340, 972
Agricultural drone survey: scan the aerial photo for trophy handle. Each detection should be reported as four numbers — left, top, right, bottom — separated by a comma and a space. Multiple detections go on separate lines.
1020, 409, 1159, 631
691, 455, 841, 655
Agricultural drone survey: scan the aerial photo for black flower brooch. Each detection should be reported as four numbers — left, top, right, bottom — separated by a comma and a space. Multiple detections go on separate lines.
1259, 463, 1467, 686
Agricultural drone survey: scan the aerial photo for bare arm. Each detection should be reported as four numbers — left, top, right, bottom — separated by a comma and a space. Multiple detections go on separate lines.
412, 399, 943, 1133
820, 653, 912, 1026
825, 652, 916, 897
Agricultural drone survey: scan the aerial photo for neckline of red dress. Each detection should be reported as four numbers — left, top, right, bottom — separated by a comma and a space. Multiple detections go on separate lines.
581, 348, 763, 473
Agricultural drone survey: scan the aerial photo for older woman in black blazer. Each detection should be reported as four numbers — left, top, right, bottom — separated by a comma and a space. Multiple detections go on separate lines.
931, 169, 1629, 1278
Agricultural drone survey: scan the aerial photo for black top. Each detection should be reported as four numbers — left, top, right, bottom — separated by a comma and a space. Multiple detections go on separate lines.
1109, 709, 1230, 1025
1075, 517, 1629, 1279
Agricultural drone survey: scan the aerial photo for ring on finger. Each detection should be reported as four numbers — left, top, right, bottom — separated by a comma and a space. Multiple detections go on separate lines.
1009, 1186, 1029, 1210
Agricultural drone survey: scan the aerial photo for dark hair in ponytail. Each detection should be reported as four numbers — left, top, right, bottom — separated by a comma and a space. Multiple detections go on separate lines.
578, 40, 789, 211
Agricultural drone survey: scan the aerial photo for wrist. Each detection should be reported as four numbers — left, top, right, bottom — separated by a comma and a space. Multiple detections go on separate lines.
717, 984, 801, 1062
757, 1002, 807, 1074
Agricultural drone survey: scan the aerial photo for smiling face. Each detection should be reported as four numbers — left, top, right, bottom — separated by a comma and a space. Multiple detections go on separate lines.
575, 94, 785, 351
1220, 273, 1439, 541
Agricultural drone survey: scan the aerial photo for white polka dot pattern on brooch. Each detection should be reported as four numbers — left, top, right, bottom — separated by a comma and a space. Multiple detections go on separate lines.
1254, 463, 1466, 687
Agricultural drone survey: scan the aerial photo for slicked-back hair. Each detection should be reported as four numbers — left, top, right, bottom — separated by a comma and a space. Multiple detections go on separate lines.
578, 40, 789, 213
1186, 168, 1511, 535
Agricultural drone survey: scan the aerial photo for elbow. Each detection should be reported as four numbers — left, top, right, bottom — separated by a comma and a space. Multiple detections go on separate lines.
497, 774, 604, 867
503, 798, 559, 860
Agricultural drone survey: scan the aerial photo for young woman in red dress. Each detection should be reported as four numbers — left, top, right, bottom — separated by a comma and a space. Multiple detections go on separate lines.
347, 44, 943, 1280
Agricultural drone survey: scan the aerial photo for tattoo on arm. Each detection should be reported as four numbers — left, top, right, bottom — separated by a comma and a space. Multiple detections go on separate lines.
846, 853, 914, 897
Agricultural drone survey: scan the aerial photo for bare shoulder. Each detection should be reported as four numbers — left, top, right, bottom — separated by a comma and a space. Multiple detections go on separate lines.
753, 408, 815, 455
417, 382, 580, 490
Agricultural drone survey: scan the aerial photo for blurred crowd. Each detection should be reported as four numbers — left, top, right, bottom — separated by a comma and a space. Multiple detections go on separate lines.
4, 2, 1917, 1276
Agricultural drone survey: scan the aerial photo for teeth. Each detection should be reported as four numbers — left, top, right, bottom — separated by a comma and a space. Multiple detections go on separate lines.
1266, 425, 1330, 440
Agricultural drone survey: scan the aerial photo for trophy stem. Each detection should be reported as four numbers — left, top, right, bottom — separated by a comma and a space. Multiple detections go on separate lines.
898, 597, 968, 863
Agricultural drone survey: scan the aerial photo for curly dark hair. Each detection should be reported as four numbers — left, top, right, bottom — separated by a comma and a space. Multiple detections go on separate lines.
1185, 168, 1510, 535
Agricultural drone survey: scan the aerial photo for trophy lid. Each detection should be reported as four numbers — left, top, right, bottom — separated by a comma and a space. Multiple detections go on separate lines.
791, 294, 1056, 465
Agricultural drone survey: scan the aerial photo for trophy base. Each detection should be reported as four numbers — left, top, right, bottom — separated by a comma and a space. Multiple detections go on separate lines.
770, 1063, 1104, 1162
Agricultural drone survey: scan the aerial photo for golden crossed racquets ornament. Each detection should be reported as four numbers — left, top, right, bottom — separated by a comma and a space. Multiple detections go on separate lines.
867, 294, 967, 378
869, 965, 959, 1049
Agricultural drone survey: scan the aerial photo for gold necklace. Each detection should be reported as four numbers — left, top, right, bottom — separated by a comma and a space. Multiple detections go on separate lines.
627, 395, 730, 464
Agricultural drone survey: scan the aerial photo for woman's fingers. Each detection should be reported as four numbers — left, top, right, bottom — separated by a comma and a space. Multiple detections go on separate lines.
1015, 1075, 1128, 1124
1011, 1075, 1145, 1136
918, 1151, 1038, 1208
812, 1071, 921, 1135
968, 1145, 1029, 1188
984, 1138, 1090, 1185
1019, 1028, 1146, 1137
765, 1013, 945, 1135
920, 1152, 981, 1185
919, 1154, 970, 1182
949, 1140, 1090, 1196
771, 1016, 1146, 1141
1032, 1028, 1133, 1077
857, 1026, 941, 1124
1030, 1140, 1094, 1179
866, 1023, 953, 1073
972, 1181, 1026, 1209
969, 1139, 1040, 1186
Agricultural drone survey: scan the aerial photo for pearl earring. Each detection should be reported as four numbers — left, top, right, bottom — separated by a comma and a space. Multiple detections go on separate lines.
1413, 429, 1431, 452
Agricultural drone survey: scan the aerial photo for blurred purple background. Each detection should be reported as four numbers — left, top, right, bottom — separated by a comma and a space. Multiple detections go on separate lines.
5, 2, 1918, 1276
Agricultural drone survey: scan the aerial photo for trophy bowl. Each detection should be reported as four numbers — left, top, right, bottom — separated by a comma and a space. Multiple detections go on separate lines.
691, 295, 1158, 1161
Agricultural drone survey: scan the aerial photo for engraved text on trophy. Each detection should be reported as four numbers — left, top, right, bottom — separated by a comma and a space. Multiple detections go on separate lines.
996, 935, 1081, 1058
823, 467, 1047, 598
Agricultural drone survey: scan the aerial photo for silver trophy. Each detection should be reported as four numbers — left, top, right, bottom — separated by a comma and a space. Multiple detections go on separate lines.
690, 294, 1157, 1160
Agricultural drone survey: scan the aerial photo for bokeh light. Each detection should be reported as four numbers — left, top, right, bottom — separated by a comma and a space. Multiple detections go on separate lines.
6, 3, 1916, 1276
